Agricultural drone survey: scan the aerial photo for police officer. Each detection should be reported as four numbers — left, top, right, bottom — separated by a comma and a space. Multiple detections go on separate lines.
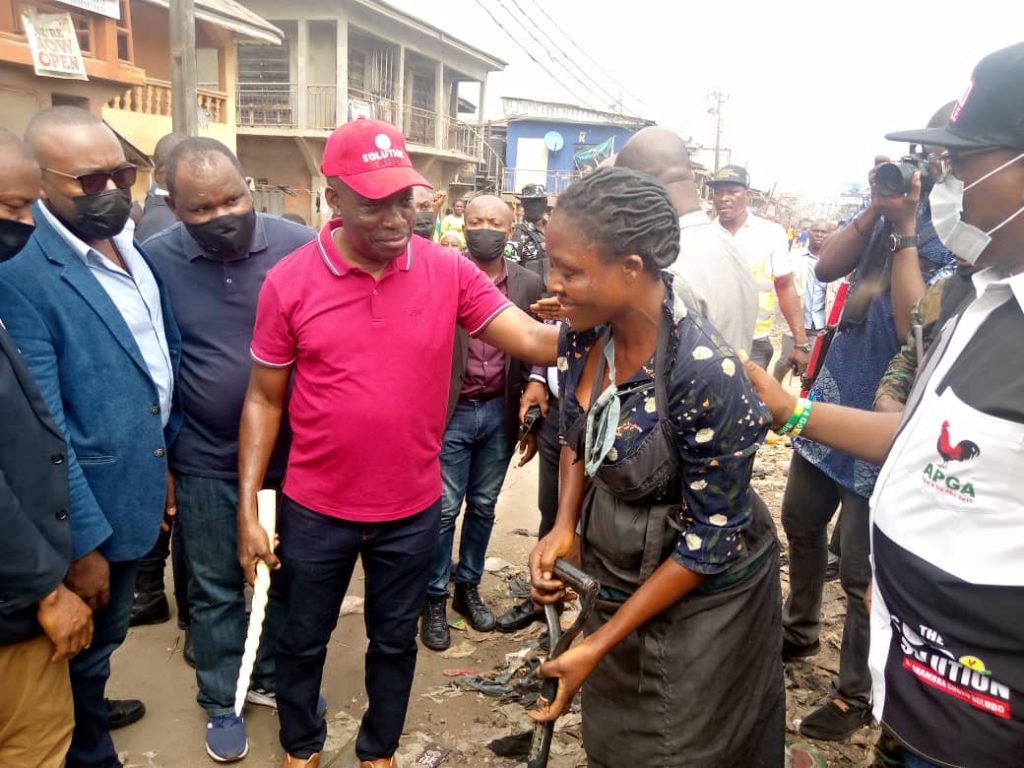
511, 184, 549, 281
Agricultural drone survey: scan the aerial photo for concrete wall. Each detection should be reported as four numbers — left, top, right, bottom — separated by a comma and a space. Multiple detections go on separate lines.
0, 65, 126, 135
308, 20, 337, 86
237, 134, 317, 223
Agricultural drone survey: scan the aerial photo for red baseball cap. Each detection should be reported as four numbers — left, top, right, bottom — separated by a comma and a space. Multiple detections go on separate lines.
320, 118, 431, 199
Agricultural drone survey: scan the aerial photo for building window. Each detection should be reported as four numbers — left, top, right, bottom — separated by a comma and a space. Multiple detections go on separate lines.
11, 1, 94, 55
115, 0, 132, 62
237, 40, 293, 126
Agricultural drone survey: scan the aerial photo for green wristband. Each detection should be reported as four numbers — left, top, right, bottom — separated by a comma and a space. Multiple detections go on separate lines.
790, 399, 814, 437
776, 399, 806, 436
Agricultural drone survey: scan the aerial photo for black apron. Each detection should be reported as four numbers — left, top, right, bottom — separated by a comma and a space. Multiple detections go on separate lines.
567, 314, 785, 768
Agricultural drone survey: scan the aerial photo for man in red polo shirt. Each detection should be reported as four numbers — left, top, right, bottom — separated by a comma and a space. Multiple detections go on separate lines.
237, 118, 557, 768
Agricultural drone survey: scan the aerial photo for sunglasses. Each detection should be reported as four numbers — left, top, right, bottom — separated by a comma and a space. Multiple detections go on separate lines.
43, 163, 138, 196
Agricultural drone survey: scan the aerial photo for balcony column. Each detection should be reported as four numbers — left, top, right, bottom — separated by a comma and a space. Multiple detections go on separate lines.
335, 19, 348, 124
296, 19, 309, 129
477, 78, 486, 122
396, 44, 405, 134
434, 61, 444, 149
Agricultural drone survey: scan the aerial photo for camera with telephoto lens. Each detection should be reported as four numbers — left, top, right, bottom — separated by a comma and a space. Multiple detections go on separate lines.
875, 153, 932, 196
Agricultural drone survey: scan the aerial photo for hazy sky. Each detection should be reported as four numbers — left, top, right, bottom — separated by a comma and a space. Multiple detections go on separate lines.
388, 0, 1020, 199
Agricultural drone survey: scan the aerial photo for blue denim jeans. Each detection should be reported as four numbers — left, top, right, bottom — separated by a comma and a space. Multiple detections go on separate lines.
275, 496, 441, 761
427, 397, 513, 597
67, 560, 138, 768
175, 474, 285, 716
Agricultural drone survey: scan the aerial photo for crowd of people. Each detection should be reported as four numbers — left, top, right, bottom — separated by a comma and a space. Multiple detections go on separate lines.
0, 40, 1021, 768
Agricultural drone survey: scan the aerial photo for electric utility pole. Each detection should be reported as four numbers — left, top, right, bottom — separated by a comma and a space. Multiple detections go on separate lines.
170, 0, 198, 135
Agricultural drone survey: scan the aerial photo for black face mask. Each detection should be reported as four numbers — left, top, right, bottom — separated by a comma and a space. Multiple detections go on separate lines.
185, 208, 257, 259
465, 228, 507, 262
63, 188, 133, 241
413, 211, 435, 238
0, 219, 34, 262
522, 200, 547, 223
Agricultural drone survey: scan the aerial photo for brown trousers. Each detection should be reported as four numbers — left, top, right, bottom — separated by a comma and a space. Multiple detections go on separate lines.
0, 633, 74, 768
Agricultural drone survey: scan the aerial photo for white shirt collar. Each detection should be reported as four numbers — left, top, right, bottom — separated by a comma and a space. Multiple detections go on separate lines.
971, 266, 1024, 309
36, 201, 137, 268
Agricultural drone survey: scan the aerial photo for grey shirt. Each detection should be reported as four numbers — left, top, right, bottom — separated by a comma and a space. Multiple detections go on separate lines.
669, 210, 758, 354
36, 204, 173, 426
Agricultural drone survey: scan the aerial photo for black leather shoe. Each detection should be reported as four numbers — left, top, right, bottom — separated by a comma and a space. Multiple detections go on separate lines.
452, 583, 495, 632
129, 591, 170, 627
420, 596, 450, 651
782, 637, 820, 662
495, 597, 544, 633
798, 697, 873, 741
183, 627, 195, 668
106, 698, 146, 730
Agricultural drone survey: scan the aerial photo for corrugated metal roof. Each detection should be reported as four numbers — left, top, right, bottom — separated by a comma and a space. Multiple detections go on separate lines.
138, 0, 283, 45
501, 97, 654, 128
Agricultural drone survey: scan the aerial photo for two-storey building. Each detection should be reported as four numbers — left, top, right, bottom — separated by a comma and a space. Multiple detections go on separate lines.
233, 0, 505, 224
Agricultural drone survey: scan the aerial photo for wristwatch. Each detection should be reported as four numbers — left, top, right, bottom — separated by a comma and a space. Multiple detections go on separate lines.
888, 233, 920, 253
793, 342, 812, 352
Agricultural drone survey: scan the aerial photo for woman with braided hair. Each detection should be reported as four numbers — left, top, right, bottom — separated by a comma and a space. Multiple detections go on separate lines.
528, 167, 785, 766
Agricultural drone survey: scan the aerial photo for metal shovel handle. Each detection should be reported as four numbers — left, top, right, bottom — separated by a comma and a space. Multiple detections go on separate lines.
526, 559, 599, 768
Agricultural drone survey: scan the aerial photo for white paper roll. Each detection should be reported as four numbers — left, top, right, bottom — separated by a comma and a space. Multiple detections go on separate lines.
233, 489, 277, 717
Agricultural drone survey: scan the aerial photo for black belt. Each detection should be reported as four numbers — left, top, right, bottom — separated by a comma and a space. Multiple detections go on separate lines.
460, 391, 503, 403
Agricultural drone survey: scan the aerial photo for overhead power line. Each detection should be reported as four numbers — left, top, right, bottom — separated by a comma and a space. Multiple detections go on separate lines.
524, 0, 653, 116
501, 0, 632, 116
471, 0, 605, 113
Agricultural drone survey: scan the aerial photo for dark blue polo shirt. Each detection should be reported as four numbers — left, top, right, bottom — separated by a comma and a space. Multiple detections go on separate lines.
143, 214, 314, 480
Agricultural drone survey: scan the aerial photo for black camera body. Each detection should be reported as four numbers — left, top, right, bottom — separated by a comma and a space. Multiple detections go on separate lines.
876, 154, 932, 196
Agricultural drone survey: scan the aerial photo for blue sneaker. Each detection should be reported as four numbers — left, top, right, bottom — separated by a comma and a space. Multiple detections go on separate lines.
206, 714, 248, 763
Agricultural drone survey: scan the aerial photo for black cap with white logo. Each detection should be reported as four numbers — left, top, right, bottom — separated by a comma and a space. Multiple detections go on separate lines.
886, 42, 1024, 150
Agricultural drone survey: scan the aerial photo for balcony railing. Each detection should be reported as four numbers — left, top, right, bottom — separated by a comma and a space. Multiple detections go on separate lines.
236, 84, 337, 130
107, 78, 228, 123
347, 89, 397, 125
502, 168, 581, 196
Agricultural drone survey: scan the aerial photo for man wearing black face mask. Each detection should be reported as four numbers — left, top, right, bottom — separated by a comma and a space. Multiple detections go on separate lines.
421, 195, 544, 651
141, 137, 314, 763
0, 128, 95, 768
412, 185, 445, 240
0, 106, 181, 768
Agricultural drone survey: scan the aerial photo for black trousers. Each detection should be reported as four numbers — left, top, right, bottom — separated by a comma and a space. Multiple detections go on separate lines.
135, 519, 189, 625
781, 452, 872, 707
536, 395, 560, 538
275, 496, 442, 760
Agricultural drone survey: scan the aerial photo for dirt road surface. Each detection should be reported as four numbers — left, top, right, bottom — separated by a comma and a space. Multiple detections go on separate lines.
110, 442, 876, 767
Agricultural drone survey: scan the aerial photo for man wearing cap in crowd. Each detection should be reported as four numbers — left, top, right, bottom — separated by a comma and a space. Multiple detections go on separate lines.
511, 183, 549, 281
744, 41, 1024, 768
711, 165, 811, 374
237, 118, 558, 768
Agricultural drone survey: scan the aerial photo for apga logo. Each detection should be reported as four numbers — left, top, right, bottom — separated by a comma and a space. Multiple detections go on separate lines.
921, 421, 979, 503
937, 420, 980, 463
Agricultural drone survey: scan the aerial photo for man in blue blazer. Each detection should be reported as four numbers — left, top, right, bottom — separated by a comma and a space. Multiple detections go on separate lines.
0, 108, 181, 768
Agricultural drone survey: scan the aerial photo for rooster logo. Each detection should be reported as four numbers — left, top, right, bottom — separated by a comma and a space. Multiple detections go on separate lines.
937, 420, 980, 463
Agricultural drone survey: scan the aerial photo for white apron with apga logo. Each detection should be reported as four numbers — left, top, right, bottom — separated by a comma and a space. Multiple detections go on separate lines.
867, 275, 1024, 767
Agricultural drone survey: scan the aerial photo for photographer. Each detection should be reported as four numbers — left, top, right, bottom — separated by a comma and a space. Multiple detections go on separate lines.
778, 104, 957, 742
